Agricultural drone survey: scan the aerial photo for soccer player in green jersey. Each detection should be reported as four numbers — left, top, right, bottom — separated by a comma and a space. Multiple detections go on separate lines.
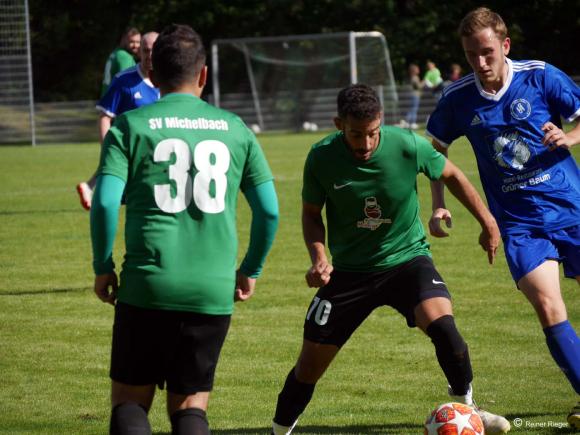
271, 84, 511, 434
90, 24, 279, 435
100, 27, 141, 97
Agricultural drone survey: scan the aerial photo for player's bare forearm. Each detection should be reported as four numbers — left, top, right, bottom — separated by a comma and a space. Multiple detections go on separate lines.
430, 139, 448, 210
440, 160, 495, 229
98, 114, 113, 142
302, 202, 333, 287
302, 202, 328, 265
440, 160, 500, 263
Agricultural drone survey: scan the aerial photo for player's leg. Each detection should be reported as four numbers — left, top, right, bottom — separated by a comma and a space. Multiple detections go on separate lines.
272, 340, 339, 435
165, 312, 231, 435
76, 173, 97, 210
390, 256, 510, 434
109, 303, 166, 435
110, 382, 155, 435
167, 392, 210, 435
505, 228, 580, 427
272, 270, 375, 435
508, 228, 580, 398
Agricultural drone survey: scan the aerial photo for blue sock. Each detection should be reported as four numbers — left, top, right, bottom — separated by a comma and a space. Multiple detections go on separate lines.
544, 320, 580, 394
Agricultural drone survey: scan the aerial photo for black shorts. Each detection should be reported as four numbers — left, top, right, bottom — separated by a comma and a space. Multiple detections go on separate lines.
110, 302, 231, 395
303, 255, 450, 347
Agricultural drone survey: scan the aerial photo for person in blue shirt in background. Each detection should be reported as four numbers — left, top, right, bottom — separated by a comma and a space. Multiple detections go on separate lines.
77, 32, 160, 210
426, 7, 580, 429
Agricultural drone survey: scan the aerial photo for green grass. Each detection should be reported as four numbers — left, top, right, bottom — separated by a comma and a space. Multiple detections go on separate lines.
0, 132, 578, 434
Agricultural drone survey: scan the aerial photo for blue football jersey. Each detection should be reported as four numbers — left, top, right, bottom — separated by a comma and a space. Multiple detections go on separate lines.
96, 65, 160, 117
426, 58, 580, 234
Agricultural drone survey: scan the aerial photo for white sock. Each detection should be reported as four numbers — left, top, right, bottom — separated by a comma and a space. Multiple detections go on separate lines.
448, 383, 474, 406
272, 420, 298, 435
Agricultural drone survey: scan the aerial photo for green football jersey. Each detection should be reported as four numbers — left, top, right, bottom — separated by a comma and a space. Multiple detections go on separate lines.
100, 48, 136, 97
98, 93, 273, 314
302, 126, 445, 272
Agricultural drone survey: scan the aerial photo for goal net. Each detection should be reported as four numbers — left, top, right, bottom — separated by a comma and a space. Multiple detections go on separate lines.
0, 0, 35, 145
211, 32, 398, 132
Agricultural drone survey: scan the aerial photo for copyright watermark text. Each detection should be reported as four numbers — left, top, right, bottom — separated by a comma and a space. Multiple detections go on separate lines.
512, 417, 567, 429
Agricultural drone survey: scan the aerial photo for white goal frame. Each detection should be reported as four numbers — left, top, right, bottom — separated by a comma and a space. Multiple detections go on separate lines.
210, 31, 398, 131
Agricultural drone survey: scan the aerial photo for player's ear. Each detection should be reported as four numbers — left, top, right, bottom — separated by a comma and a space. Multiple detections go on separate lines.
334, 117, 344, 131
198, 65, 208, 88
502, 37, 510, 56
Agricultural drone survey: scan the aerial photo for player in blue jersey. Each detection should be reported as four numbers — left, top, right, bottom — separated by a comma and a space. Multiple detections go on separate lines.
426, 7, 580, 428
77, 32, 160, 210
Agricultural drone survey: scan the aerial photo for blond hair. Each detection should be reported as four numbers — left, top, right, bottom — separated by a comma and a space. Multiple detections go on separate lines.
458, 7, 508, 40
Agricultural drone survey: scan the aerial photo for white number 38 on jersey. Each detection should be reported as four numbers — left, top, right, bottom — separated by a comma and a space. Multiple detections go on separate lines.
153, 138, 230, 214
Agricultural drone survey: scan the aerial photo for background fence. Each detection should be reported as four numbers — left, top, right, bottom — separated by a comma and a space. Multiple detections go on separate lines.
2, 77, 579, 145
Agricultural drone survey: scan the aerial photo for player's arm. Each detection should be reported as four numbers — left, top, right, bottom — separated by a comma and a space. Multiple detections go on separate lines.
438, 158, 501, 265
302, 201, 333, 288
542, 120, 580, 151
98, 113, 114, 142
90, 174, 125, 304
237, 180, 279, 302
429, 139, 453, 237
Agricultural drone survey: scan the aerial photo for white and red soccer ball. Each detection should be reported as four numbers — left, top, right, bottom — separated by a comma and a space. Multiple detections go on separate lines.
424, 402, 484, 435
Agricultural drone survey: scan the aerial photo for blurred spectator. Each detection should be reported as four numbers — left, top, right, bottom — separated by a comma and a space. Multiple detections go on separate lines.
100, 27, 141, 97
400, 63, 422, 129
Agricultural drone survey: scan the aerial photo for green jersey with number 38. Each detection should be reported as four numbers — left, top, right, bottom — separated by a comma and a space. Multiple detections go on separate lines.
98, 93, 273, 314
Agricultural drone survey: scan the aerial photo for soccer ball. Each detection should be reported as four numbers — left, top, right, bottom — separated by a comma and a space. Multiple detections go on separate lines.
424, 402, 484, 435
250, 124, 261, 134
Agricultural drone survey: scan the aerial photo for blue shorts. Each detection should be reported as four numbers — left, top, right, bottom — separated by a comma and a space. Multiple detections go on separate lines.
503, 225, 580, 283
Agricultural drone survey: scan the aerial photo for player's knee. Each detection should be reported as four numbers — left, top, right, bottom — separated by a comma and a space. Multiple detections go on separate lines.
110, 402, 151, 435
426, 315, 467, 356
531, 296, 567, 327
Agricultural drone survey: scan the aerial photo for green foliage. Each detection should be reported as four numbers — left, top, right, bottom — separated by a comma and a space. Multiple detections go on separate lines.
28, 0, 580, 101
0, 133, 578, 433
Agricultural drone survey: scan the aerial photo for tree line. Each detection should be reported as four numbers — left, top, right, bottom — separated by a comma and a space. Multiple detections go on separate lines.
29, 0, 580, 102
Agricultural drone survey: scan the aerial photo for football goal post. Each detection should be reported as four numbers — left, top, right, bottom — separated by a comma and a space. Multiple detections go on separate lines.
211, 31, 398, 132
0, 0, 35, 145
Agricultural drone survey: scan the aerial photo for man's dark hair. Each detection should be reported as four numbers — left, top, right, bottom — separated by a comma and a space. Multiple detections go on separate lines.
152, 24, 206, 89
337, 84, 382, 120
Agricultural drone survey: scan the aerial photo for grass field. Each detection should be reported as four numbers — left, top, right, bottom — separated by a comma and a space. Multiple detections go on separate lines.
0, 131, 578, 434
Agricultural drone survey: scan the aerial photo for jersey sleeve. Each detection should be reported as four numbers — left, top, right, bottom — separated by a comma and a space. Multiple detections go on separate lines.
301, 149, 326, 206
96, 76, 124, 117
240, 128, 274, 191
425, 94, 462, 148
115, 50, 136, 73
414, 132, 446, 180
97, 116, 130, 181
544, 63, 580, 122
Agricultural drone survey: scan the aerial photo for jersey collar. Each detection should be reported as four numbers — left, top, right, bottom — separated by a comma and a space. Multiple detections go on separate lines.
474, 57, 513, 102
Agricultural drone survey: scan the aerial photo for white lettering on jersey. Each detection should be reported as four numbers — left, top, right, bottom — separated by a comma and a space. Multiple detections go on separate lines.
153, 138, 230, 214
164, 117, 229, 131
149, 118, 163, 130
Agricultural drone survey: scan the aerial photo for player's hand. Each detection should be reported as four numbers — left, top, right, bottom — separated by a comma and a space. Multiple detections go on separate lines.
429, 208, 453, 237
94, 273, 118, 305
235, 270, 256, 302
305, 261, 333, 288
478, 220, 501, 265
542, 122, 574, 151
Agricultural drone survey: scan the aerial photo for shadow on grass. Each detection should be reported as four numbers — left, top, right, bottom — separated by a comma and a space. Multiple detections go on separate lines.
0, 287, 91, 296
154, 422, 421, 435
